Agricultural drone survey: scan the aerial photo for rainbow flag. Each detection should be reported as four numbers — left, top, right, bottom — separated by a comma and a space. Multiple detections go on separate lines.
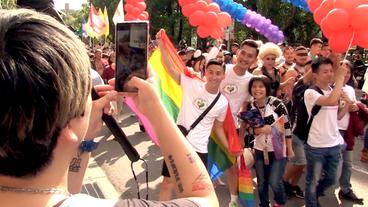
238, 154, 255, 207
148, 30, 241, 180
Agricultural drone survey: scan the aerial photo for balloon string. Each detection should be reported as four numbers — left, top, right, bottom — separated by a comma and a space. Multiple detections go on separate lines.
344, 31, 355, 60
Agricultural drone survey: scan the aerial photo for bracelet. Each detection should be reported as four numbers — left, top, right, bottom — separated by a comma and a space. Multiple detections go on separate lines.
79, 140, 99, 153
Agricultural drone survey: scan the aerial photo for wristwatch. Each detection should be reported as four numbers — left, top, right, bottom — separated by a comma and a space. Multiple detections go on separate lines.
79, 140, 99, 153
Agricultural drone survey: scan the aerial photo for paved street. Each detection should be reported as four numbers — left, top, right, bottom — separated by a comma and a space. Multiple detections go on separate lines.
83, 105, 368, 207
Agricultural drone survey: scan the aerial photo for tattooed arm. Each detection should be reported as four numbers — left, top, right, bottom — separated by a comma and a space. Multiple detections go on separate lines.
127, 77, 219, 207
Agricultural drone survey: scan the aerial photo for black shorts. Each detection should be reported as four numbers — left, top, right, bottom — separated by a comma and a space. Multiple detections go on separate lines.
161, 152, 208, 177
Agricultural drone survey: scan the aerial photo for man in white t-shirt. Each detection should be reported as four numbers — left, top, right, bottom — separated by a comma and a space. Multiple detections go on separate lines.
157, 39, 230, 201
303, 57, 347, 207
220, 39, 258, 207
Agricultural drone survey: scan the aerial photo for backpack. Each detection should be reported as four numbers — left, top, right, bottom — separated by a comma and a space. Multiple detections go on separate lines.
292, 84, 323, 142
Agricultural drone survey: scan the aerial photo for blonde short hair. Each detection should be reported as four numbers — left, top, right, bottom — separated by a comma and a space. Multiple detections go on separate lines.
258, 42, 282, 59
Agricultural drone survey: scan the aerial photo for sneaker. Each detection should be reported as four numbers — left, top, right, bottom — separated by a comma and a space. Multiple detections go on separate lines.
228, 201, 238, 207
291, 185, 304, 199
283, 181, 295, 197
338, 189, 364, 205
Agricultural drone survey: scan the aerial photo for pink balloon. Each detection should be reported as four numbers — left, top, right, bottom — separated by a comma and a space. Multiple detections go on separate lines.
217, 12, 232, 27
324, 8, 351, 32
203, 0, 212, 4
195, 0, 208, 12
135, 2, 146, 12
354, 28, 368, 48
197, 25, 211, 38
308, 0, 324, 13
189, 10, 205, 26
182, 3, 196, 17
329, 28, 354, 53
207, 3, 221, 13
351, 5, 368, 30
204, 11, 218, 27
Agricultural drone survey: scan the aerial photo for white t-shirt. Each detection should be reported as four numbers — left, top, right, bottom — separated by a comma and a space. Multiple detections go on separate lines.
338, 85, 357, 130
304, 88, 342, 147
177, 74, 228, 153
220, 65, 253, 126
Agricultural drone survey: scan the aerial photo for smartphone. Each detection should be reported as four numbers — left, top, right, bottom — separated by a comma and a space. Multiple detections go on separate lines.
115, 21, 148, 92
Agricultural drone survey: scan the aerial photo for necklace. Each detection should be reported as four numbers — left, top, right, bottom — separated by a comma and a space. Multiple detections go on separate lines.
0, 185, 71, 197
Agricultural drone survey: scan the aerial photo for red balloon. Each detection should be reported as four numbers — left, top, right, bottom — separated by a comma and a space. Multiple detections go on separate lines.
178, 0, 190, 6
217, 12, 232, 27
354, 29, 368, 48
195, 0, 208, 12
135, 2, 146, 12
351, 5, 368, 30
131, 7, 141, 16
329, 28, 354, 53
320, 18, 332, 38
334, 0, 368, 13
182, 3, 196, 17
204, 12, 218, 27
210, 27, 224, 39
124, 4, 134, 13
124, 14, 135, 21
203, 0, 212, 4
324, 9, 351, 32
207, 3, 221, 13
141, 11, 149, 19
313, 0, 334, 25
197, 25, 211, 38
189, 10, 205, 26
308, 0, 324, 13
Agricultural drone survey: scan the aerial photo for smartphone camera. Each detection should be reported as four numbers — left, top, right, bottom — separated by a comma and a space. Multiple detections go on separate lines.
115, 21, 149, 92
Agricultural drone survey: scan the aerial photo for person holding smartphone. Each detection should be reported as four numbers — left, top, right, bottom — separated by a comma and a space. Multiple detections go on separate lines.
0, 9, 218, 207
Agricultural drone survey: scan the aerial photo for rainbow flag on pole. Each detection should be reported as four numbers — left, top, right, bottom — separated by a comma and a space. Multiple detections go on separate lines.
147, 30, 241, 179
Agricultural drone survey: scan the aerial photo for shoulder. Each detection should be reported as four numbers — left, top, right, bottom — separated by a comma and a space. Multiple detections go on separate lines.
60, 194, 117, 207
252, 68, 262, 75
115, 198, 203, 207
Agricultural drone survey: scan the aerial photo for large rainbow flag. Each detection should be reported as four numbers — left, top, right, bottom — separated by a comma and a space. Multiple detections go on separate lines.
148, 30, 240, 180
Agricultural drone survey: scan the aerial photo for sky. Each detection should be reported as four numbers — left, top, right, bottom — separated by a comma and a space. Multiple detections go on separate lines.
54, 0, 87, 10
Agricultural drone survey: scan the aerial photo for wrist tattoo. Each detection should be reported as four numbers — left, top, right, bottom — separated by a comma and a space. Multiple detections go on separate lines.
168, 155, 184, 193
192, 170, 214, 192
69, 152, 82, 172
69, 156, 81, 172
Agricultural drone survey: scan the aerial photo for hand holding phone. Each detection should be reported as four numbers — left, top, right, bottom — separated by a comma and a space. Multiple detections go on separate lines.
115, 21, 149, 92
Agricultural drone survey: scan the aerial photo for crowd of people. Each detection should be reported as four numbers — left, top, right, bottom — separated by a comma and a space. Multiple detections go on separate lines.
1, 3, 368, 207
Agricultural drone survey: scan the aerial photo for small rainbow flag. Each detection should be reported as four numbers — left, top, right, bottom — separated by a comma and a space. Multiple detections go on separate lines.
271, 115, 286, 160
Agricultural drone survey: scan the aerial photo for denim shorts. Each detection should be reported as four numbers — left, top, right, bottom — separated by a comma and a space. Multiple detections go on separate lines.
289, 134, 307, 165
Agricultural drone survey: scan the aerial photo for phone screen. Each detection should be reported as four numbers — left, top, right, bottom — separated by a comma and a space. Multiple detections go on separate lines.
115, 21, 148, 92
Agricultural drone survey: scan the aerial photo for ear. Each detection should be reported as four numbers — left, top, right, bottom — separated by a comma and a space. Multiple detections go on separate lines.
58, 122, 80, 144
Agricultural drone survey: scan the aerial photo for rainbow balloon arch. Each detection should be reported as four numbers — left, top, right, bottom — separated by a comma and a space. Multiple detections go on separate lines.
121, 0, 368, 52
